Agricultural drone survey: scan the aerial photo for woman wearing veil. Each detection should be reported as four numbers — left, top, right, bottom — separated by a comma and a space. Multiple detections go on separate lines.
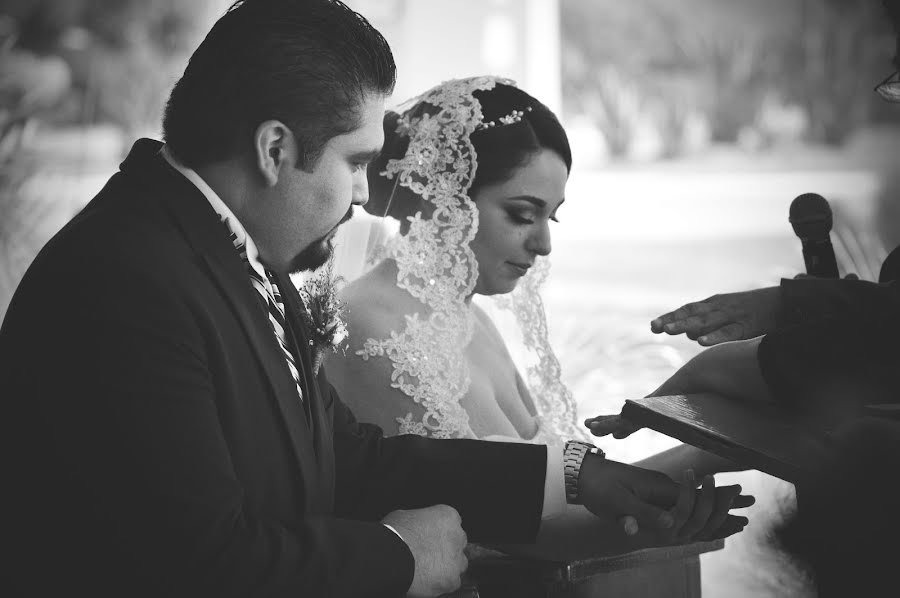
328, 76, 587, 444
328, 75, 729, 464
325, 77, 739, 549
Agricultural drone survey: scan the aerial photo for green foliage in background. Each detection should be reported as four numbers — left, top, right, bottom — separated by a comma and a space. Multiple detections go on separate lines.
562, 0, 897, 156
0, 0, 223, 319
1, 0, 215, 137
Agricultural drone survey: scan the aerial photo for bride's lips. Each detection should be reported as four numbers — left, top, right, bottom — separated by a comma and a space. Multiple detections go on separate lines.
507, 262, 531, 276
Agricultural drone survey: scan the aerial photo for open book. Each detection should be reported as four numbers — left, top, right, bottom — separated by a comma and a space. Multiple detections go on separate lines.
622, 393, 834, 483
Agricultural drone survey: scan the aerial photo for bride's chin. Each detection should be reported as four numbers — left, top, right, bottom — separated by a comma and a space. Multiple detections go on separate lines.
479, 281, 519, 297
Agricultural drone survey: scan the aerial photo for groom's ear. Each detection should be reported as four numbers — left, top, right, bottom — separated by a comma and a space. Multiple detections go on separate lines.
253, 120, 295, 187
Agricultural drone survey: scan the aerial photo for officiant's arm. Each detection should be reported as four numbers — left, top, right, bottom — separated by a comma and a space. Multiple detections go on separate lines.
646, 307, 900, 412
649, 277, 900, 346
586, 338, 773, 440
650, 338, 773, 403
632, 444, 743, 481
757, 314, 900, 412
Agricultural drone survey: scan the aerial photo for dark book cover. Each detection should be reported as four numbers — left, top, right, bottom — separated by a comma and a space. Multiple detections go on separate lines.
622, 393, 834, 483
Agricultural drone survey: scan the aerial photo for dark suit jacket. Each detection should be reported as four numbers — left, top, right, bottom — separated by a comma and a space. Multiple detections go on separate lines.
758, 271, 900, 416
0, 140, 546, 597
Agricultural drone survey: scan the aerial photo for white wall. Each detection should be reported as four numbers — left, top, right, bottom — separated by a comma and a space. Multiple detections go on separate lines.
345, 0, 562, 112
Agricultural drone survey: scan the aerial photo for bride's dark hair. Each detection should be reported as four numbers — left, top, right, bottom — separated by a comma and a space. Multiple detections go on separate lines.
365, 82, 571, 221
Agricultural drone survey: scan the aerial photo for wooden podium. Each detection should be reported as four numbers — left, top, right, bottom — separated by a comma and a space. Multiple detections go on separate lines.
621, 393, 834, 483
448, 540, 723, 597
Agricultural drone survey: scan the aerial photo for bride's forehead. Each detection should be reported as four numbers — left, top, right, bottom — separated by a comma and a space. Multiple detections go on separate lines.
476, 151, 567, 203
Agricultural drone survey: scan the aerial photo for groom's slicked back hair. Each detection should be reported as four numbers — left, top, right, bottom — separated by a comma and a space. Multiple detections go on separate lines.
162, 0, 395, 170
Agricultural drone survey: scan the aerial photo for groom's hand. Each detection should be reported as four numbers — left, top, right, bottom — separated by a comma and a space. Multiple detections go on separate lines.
382, 504, 468, 598
577, 455, 753, 541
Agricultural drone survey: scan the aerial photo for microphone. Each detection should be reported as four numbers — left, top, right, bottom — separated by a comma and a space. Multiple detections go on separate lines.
789, 193, 839, 278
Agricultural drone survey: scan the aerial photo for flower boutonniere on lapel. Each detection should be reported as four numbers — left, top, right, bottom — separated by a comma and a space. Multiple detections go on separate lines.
297, 258, 349, 375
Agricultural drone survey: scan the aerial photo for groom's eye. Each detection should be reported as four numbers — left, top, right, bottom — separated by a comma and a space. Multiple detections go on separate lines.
348, 149, 380, 173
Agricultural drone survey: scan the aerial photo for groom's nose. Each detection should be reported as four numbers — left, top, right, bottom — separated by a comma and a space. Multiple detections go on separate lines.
352, 174, 369, 207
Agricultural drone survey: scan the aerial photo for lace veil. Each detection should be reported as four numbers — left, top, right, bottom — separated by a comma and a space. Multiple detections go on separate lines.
332, 76, 589, 443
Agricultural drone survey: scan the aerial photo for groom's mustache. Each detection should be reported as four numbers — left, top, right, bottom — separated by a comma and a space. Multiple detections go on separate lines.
338, 207, 353, 226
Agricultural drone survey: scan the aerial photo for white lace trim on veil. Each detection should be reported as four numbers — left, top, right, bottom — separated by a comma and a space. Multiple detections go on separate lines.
336, 76, 590, 443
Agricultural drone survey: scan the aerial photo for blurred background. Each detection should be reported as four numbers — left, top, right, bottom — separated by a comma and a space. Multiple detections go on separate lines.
2, 0, 898, 595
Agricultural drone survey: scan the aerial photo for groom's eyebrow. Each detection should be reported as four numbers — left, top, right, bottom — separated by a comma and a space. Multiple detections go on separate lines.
350, 149, 381, 163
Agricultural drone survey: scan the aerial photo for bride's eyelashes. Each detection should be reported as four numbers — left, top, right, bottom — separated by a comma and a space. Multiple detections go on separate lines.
506, 209, 535, 225
505, 209, 561, 225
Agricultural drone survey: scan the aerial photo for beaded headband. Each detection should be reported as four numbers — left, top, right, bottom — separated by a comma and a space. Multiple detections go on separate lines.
474, 105, 533, 131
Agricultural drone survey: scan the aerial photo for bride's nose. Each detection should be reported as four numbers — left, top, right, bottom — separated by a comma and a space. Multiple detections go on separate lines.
526, 220, 552, 256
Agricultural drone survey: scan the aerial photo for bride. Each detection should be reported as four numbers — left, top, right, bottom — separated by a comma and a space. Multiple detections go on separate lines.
326, 76, 736, 510
327, 76, 585, 443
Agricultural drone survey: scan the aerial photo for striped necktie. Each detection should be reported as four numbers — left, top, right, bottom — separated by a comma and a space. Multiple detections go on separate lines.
223, 219, 304, 402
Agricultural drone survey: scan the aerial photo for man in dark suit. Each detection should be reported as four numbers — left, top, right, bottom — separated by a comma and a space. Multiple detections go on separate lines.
0, 2, 750, 597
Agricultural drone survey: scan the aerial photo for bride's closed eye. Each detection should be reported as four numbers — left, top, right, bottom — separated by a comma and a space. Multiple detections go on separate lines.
506, 209, 536, 225
506, 209, 561, 225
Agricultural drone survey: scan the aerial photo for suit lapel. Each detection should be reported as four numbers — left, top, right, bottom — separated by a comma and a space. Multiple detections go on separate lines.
275, 273, 321, 451
202, 253, 315, 437
120, 140, 318, 482
276, 272, 335, 511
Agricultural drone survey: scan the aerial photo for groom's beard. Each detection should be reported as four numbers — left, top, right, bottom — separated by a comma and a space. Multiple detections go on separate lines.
289, 207, 354, 273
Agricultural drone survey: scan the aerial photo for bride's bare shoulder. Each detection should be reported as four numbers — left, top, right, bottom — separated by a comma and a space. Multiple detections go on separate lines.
470, 303, 511, 354
339, 260, 422, 340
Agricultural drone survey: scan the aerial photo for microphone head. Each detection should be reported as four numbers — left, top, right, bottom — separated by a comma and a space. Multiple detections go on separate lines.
789, 193, 833, 240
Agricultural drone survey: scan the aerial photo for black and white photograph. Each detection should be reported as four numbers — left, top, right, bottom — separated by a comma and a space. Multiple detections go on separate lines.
2, 1, 899, 596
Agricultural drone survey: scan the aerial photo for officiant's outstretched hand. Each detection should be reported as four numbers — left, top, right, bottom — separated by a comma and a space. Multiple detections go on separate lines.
650, 286, 785, 346
649, 272, 868, 346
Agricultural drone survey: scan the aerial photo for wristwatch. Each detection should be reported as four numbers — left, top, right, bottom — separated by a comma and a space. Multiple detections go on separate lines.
563, 440, 605, 504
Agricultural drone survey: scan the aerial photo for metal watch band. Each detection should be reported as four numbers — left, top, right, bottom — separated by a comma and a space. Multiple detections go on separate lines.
563, 440, 604, 504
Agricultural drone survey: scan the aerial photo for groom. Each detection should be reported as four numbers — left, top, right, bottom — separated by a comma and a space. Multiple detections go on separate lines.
0, 1, 748, 597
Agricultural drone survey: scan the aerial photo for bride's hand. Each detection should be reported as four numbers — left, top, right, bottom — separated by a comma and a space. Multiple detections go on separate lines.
665, 470, 752, 543
578, 457, 754, 544
616, 470, 752, 543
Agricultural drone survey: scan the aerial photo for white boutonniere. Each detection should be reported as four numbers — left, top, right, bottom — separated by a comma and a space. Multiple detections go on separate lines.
297, 258, 348, 375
